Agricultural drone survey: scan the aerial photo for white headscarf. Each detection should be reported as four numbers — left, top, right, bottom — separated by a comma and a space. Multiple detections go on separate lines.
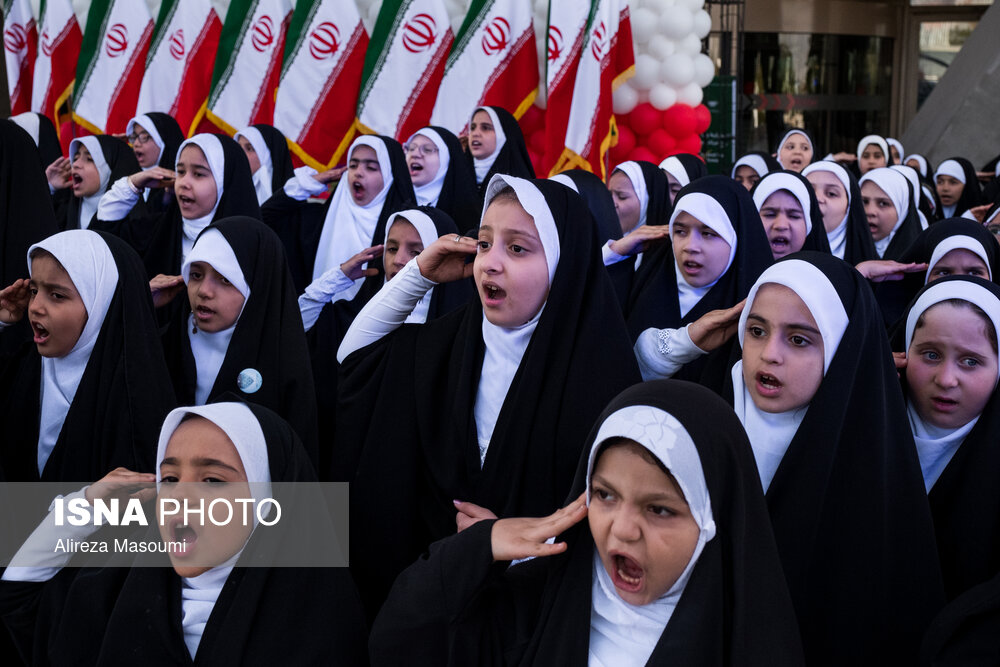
471, 107, 507, 184
127, 114, 165, 165
384, 210, 440, 323
886, 138, 904, 161
658, 156, 690, 187
10, 112, 40, 145
751, 172, 814, 234
549, 173, 579, 193
311, 136, 394, 303
891, 164, 927, 229
802, 161, 853, 259
732, 260, 849, 491
926, 235, 992, 282
667, 192, 738, 316
935, 159, 966, 185
181, 228, 251, 405
68, 137, 112, 230
612, 161, 649, 229
475, 175, 559, 466
904, 280, 1000, 491
154, 402, 270, 659
176, 135, 226, 261
584, 405, 715, 667
906, 154, 930, 179
28, 231, 119, 476
234, 126, 273, 205
856, 135, 889, 163
775, 130, 814, 169
860, 168, 910, 258
730, 154, 771, 180
406, 128, 450, 206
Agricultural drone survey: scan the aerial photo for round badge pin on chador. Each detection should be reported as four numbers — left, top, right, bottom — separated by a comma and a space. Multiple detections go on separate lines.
238, 368, 263, 394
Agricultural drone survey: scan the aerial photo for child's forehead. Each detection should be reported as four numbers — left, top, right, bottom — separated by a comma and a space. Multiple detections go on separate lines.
178, 144, 210, 166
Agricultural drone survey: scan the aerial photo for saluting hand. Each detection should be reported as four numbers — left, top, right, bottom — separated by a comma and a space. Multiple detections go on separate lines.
490, 493, 588, 563
149, 274, 185, 309
85, 467, 157, 505
415, 234, 478, 283
45, 156, 71, 190
314, 166, 348, 185
0, 279, 30, 324
609, 225, 671, 258
130, 167, 176, 190
340, 245, 384, 281
688, 299, 746, 352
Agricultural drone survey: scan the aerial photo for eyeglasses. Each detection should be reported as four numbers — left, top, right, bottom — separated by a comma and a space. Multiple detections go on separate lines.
404, 143, 438, 157
988, 225, 1000, 237
128, 132, 152, 146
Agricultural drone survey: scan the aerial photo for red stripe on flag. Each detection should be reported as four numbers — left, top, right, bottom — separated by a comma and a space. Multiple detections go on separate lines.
395, 30, 453, 142
37, 19, 81, 128
106, 21, 154, 133
542, 29, 585, 175
249, 13, 291, 125
9, 21, 37, 114
296, 23, 368, 167
172, 14, 221, 136
476, 27, 538, 120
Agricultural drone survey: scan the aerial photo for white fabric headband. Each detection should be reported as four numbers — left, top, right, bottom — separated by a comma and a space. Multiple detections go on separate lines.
484, 174, 560, 285
752, 173, 813, 234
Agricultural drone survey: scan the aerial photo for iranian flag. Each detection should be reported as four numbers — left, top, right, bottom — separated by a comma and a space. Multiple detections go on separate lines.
202, 0, 292, 134
31, 0, 82, 132
72, 0, 153, 134
430, 0, 538, 135
355, 0, 453, 142
541, 1, 592, 175
135, 0, 221, 136
2, 0, 37, 115
554, 0, 634, 179
274, 0, 368, 170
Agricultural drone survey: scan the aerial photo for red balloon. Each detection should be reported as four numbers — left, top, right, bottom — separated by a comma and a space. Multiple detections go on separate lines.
615, 124, 637, 157
529, 129, 546, 155
629, 147, 659, 164
647, 129, 677, 159
676, 134, 703, 155
693, 104, 711, 135
628, 103, 660, 137
661, 104, 698, 139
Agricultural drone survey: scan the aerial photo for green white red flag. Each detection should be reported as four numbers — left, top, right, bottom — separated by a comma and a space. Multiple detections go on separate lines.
430, 0, 538, 135
72, 0, 154, 134
2, 0, 37, 115
554, 0, 634, 179
202, 0, 292, 134
355, 0, 453, 141
31, 0, 82, 131
541, 1, 592, 175
136, 0, 221, 136
274, 0, 369, 169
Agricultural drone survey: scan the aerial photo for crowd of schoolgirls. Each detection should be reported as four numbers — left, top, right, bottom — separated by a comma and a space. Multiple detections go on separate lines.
1, 106, 999, 665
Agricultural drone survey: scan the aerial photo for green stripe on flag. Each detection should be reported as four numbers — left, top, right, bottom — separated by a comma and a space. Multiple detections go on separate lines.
75, 0, 113, 99
443, 0, 494, 74
357, 0, 412, 108
207, 0, 259, 105
147, 0, 180, 67
281, 0, 319, 77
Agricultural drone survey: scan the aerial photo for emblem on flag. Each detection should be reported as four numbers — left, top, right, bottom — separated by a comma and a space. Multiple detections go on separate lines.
402, 13, 437, 54
309, 22, 339, 60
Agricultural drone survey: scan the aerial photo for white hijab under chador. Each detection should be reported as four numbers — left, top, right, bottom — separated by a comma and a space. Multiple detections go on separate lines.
311, 136, 394, 303
176, 135, 226, 262
181, 228, 251, 405
584, 405, 716, 667
802, 161, 853, 260
667, 192, 738, 317
904, 280, 1000, 491
731, 260, 849, 491
475, 175, 560, 466
860, 168, 910, 258
471, 107, 507, 184
235, 126, 273, 205
407, 128, 450, 207
384, 210, 441, 324
68, 137, 112, 230
155, 402, 271, 659
29, 231, 119, 476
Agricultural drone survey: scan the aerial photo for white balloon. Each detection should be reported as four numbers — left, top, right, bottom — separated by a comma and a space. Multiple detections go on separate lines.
631, 8, 658, 45
613, 83, 640, 115
644, 0, 675, 11
678, 33, 704, 56
647, 34, 676, 60
659, 6, 694, 40
633, 54, 661, 91
677, 81, 704, 106
660, 53, 694, 88
649, 84, 678, 111
693, 53, 716, 87
692, 9, 712, 39
678, 0, 705, 9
